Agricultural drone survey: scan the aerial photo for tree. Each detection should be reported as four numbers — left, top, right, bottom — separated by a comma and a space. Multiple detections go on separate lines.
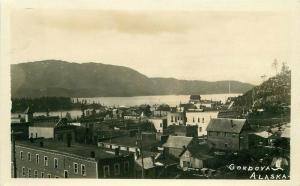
281, 62, 289, 74
272, 59, 279, 75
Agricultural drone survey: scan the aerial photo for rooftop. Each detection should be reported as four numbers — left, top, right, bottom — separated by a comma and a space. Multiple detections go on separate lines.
162, 135, 193, 148
135, 157, 155, 170
16, 139, 127, 160
206, 118, 247, 133
180, 143, 213, 160
31, 118, 69, 128
101, 135, 159, 149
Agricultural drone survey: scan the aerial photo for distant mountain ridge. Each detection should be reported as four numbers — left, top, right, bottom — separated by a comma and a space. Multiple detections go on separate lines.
11, 60, 254, 98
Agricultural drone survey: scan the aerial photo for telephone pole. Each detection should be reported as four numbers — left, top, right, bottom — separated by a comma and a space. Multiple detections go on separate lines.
137, 128, 145, 178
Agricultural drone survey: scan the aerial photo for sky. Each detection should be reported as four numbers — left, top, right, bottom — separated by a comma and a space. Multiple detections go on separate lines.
9, 1, 294, 85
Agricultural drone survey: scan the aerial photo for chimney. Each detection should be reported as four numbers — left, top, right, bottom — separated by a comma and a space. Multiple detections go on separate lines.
115, 147, 120, 156
90, 151, 95, 158
39, 141, 44, 147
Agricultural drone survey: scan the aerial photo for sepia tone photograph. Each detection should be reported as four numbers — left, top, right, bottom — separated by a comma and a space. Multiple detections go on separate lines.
1, 0, 299, 185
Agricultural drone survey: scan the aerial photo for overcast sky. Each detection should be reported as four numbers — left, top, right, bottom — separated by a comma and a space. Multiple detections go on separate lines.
9, 4, 293, 85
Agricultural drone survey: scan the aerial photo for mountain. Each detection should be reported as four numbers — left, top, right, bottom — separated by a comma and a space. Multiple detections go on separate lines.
11, 60, 254, 98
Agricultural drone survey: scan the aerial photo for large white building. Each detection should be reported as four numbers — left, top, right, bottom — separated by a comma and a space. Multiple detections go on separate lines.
185, 110, 218, 136
148, 117, 167, 133
167, 111, 185, 126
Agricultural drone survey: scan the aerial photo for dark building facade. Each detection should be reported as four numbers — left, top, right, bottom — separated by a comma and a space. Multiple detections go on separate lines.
206, 118, 250, 151
14, 139, 134, 178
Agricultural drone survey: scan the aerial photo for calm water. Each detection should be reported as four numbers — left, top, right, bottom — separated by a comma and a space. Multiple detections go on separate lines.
12, 94, 240, 119
76, 93, 241, 107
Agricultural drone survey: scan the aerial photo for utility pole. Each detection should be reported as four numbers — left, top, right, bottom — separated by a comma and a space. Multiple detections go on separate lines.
137, 128, 144, 178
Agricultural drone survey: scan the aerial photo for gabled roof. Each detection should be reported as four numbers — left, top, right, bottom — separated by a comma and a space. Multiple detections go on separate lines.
162, 136, 193, 148
206, 118, 247, 133
135, 157, 155, 170
180, 144, 213, 160
281, 127, 290, 138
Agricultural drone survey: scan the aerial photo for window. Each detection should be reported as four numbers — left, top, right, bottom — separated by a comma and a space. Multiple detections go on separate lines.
41, 172, 44, 178
47, 174, 51, 178
199, 127, 202, 132
27, 152, 31, 161
64, 170, 69, 178
22, 167, 25, 177
73, 163, 79, 174
192, 117, 195, 122
81, 164, 86, 176
103, 165, 110, 178
34, 170, 38, 178
114, 163, 120, 176
198, 117, 200, 122
124, 161, 129, 173
36, 154, 39, 164
20, 151, 24, 160
44, 156, 48, 166
171, 116, 173, 122
160, 123, 162, 127
54, 158, 58, 169
28, 168, 31, 178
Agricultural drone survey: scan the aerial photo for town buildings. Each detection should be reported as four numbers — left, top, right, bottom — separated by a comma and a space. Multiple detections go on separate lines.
167, 125, 198, 137
167, 111, 185, 126
28, 116, 60, 139
14, 139, 135, 178
185, 110, 218, 136
206, 118, 251, 151
97, 133, 160, 160
179, 143, 214, 170
148, 117, 167, 133
162, 135, 196, 158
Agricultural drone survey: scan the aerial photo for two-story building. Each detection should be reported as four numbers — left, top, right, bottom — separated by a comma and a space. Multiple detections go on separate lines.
206, 118, 250, 151
148, 117, 168, 133
162, 135, 197, 159
28, 116, 61, 139
97, 134, 160, 160
14, 139, 134, 178
185, 110, 218, 136
167, 111, 185, 126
